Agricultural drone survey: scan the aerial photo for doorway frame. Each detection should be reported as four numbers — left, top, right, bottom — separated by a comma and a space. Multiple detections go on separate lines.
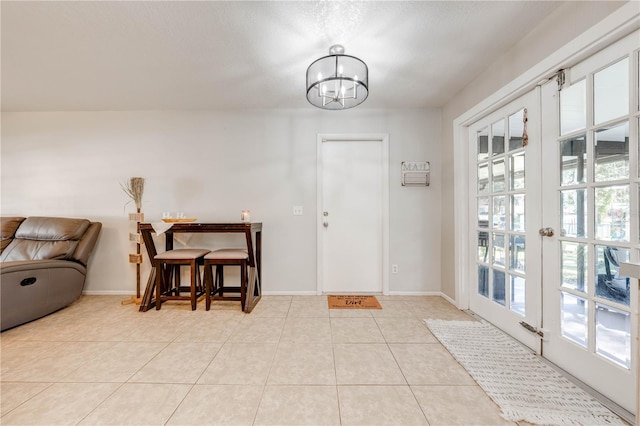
316, 133, 390, 295
453, 3, 639, 310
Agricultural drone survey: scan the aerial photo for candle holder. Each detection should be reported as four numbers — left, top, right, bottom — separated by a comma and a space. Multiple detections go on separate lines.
241, 210, 251, 222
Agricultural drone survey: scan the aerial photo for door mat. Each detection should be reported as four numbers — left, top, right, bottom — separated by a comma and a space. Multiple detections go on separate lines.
425, 319, 624, 425
327, 295, 382, 309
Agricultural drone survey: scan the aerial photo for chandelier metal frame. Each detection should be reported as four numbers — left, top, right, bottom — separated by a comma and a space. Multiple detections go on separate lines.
306, 45, 369, 110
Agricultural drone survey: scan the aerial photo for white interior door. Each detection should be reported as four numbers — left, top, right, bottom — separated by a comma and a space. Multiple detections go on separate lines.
468, 90, 542, 353
318, 135, 388, 294
540, 31, 638, 413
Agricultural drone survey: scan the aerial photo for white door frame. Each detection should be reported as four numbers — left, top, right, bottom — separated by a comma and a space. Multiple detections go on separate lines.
453, 3, 639, 310
316, 133, 390, 295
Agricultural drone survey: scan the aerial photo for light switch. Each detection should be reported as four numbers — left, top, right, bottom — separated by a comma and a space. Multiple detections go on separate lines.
293, 206, 303, 216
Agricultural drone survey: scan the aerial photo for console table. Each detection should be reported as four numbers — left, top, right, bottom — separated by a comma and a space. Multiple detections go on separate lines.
137, 222, 262, 313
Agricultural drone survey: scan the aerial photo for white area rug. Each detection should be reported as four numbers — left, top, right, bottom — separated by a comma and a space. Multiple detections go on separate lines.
425, 319, 625, 425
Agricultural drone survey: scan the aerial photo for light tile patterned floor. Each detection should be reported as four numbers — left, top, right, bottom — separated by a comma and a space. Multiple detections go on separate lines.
1, 295, 521, 425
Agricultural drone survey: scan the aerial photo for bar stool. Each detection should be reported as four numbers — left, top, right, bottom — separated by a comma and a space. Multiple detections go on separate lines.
203, 249, 249, 311
155, 248, 211, 310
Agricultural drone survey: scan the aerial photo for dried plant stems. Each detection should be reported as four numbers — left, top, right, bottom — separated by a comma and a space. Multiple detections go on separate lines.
122, 177, 145, 210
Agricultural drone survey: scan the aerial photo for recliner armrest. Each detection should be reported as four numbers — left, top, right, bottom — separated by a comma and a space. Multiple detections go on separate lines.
1, 259, 86, 275
74, 222, 102, 266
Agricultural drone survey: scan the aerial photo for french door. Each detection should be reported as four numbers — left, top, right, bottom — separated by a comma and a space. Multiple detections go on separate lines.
469, 90, 542, 353
469, 30, 638, 413
540, 31, 639, 413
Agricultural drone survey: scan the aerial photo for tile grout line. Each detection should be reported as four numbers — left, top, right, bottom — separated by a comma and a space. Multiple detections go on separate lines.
250, 297, 291, 425
328, 304, 344, 426
379, 302, 432, 426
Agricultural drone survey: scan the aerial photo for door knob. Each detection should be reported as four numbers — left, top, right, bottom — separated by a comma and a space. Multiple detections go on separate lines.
323, 222, 329, 228
538, 227, 554, 237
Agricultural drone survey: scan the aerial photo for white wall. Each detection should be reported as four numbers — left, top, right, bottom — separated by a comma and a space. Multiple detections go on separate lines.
1, 108, 441, 295
439, 0, 627, 300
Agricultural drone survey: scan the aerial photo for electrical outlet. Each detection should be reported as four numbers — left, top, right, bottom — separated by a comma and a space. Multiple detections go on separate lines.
392, 264, 398, 274
293, 206, 303, 215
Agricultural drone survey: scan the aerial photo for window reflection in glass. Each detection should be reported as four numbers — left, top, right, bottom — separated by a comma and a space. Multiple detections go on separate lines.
595, 185, 629, 242
492, 120, 504, 156
508, 109, 524, 151
477, 127, 489, 161
561, 292, 588, 347
477, 231, 489, 263
492, 233, 505, 267
493, 269, 506, 306
510, 194, 525, 232
477, 197, 489, 227
492, 158, 505, 192
594, 57, 629, 125
478, 265, 489, 298
478, 163, 489, 194
510, 152, 525, 190
560, 80, 586, 135
561, 189, 587, 238
595, 245, 630, 306
595, 122, 629, 182
509, 235, 525, 273
560, 135, 587, 185
493, 196, 506, 230
561, 241, 587, 293
596, 304, 631, 369
510, 276, 525, 316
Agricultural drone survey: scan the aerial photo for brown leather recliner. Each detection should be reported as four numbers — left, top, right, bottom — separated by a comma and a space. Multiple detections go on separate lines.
0, 216, 102, 331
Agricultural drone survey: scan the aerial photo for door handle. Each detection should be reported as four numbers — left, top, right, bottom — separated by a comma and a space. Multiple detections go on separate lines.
323, 222, 329, 228
538, 227, 554, 237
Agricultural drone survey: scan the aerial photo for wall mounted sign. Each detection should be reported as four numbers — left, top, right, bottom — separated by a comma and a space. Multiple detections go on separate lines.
401, 161, 430, 186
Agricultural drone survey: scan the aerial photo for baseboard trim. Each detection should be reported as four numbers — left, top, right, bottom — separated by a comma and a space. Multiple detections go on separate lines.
82, 290, 134, 296
81, 290, 460, 308
387, 291, 442, 296
438, 292, 458, 307
262, 290, 319, 296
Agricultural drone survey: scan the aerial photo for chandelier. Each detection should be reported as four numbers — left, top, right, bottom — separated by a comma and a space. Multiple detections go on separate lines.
306, 45, 369, 110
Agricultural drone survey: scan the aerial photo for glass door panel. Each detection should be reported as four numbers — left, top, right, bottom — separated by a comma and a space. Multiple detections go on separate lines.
541, 32, 638, 413
560, 79, 586, 135
594, 57, 629, 125
594, 122, 629, 182
469, 90, 541, 353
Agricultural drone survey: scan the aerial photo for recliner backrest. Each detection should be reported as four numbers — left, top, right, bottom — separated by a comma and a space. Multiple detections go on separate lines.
0, 217, 100, 266
0, 217, 26, 253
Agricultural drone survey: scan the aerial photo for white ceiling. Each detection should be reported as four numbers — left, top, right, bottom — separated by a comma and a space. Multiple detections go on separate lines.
1, 1, 565, 112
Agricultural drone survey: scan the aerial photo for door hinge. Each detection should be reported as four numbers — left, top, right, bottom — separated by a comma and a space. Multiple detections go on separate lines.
556, 69, 566, 91
520, 321, 544, 338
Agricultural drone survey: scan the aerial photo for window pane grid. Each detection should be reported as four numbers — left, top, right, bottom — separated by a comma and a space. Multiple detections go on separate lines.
555, 54, 636, 370
475, 113, 526, 313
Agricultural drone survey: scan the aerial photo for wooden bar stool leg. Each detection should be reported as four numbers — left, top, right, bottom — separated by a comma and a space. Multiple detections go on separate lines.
216, 265, 223, 297
190, 259, 197, 311
240, 261, 247, 311
174, 265, 181, 295
204, 263, 212, 311
156, 263, 163, 310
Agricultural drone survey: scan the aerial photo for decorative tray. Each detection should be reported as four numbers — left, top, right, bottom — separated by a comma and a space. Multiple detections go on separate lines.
162, 218, 197, 223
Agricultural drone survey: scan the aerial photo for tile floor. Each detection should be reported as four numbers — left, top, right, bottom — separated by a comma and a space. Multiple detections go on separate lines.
1, 295, 527, 425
